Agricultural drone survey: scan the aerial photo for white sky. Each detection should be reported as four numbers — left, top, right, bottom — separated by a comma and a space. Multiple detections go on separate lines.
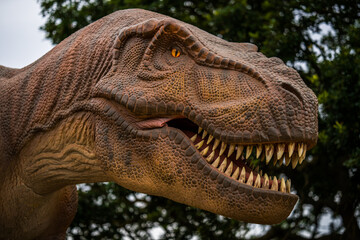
0, 0, 53, 68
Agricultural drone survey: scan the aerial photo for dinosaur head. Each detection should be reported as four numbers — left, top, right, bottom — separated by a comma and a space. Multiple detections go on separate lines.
92, 12, 318, 224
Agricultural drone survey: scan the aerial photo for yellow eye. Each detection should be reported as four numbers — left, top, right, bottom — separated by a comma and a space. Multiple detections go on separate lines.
171, 48, 181, 58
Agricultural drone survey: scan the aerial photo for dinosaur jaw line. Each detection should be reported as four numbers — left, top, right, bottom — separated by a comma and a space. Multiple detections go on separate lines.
143, 117, 306, 196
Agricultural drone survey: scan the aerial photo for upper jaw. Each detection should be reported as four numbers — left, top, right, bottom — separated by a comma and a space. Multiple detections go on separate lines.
92, 77, 318, 150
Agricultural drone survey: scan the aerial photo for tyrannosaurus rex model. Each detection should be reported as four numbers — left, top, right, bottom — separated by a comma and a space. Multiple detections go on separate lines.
0, 9, 318, 239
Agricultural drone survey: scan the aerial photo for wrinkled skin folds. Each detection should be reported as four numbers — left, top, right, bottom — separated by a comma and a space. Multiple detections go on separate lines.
0, 9, 317, 239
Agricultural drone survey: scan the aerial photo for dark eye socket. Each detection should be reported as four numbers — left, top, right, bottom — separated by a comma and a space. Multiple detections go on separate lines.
171, 47, 181, 58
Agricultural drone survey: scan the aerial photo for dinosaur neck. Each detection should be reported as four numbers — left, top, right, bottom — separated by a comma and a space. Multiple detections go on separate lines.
19, 112, 111, 195
0, 17, 116, 160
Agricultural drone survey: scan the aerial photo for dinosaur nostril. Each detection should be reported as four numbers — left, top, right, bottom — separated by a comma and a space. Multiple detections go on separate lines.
280, 82, 304, 105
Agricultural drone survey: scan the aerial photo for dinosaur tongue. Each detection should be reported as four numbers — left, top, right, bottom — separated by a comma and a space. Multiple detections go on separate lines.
135, 116, 182, 129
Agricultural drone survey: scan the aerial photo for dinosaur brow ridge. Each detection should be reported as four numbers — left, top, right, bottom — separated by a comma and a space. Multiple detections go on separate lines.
112, 18, 266, 85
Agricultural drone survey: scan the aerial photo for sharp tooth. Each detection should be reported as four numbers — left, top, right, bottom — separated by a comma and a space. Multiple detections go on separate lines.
288, 142, 295, 157
246, 145, 253, 159
259, 170, 263, 176
206, 151, 215, 162
236, 145, 244, 160
246, 171, 254, 185
276, 143, 285, 160
254, 174, 261, 188
198, 127, 203, 134
200, 146, 209, 156
255, 166, 259, 172
271, 176, 278, 191
190, 134, 197, 142
299, 153, 306, 164
224, 161, 233, 176
291, 154, 299, 169
278, 157, 283, 166
195, 140, 204, 149
285, 154, 291, 166
202, 130, 208, 139
207, 135, 214, 144
286, 179, 291, 193
256, 145, 262, 158
265, 144, 274, 164
218, 158, 227, 172
227, 144, 235, 157
260, 153, 265, 162
273, 157, 278, 166
280, 178, 286, 193
298, 143, 304, 157
212, 139, 220, 150
262, 174, 269, 189
232, 167, 240, 180
239, 167, 246, 183
299, 144, 307, 164
219, 142, 227, 156
211, 156, 220, 168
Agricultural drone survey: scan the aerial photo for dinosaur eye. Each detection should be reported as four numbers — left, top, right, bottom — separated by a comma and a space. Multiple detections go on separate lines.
171, 47, 181, 58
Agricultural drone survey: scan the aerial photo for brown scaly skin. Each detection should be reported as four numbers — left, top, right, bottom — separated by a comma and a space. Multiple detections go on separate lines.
0, 9, 317, 239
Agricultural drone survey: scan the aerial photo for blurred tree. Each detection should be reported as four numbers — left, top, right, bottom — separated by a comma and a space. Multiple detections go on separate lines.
37, 0, 360, 239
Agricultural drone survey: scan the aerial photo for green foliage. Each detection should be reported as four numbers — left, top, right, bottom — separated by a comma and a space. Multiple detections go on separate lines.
38, 0, 360, 239
70, 183, 252, 239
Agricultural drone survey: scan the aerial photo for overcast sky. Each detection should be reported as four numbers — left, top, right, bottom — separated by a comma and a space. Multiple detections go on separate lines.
0, 0, 53, 68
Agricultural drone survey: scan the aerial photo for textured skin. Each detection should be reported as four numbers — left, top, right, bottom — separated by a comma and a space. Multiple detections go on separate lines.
0, 9, 317, 239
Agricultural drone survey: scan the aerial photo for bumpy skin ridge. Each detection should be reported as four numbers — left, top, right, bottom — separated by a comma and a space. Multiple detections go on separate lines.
0, 9, 317, 239
114, 18, 266, 84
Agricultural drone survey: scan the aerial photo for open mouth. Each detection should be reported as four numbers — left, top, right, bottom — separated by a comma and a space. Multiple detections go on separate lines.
95, 97, 308, 196
167, 118, 308, 194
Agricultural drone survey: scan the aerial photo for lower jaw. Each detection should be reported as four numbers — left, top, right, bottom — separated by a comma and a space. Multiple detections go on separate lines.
163, 126, 299, 224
